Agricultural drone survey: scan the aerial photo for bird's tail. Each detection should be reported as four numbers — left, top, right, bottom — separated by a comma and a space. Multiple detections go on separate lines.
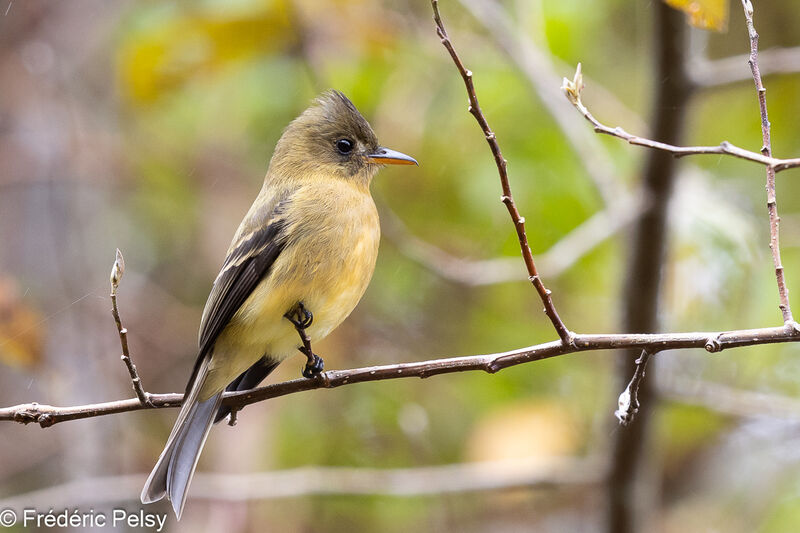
140, 356, 221, 519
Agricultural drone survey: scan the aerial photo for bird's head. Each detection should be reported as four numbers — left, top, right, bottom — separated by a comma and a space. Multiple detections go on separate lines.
270, 90, 417, 186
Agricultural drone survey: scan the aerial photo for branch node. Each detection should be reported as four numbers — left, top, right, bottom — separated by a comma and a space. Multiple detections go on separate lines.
38, 414, 54, 429
486, 360, 502, 374
704, 336, 723, 353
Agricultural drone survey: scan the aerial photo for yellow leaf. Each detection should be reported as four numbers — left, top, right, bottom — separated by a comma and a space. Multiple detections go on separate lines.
664, 0, 729, 32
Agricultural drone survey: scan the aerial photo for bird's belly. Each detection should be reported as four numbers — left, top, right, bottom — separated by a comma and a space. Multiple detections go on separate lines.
203, 217, 379, 395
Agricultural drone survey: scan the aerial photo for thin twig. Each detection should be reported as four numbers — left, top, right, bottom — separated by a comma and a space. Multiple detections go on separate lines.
561, 65, 800, 174
110, 249, 151, 407
2, 323, 798, 427
458, 0, 625, 207
431, 0, 572, 345
614, 349, 655, 426
740, 0, 794, 324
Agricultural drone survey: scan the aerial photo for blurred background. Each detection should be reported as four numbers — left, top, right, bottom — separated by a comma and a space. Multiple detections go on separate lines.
1, 0, 800, 531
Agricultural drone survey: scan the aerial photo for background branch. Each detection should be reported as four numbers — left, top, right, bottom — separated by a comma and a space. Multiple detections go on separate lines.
382, 193, 644, 285
0, 458, 603, 510
693, 46, 800, 89
606, 4, 690, 533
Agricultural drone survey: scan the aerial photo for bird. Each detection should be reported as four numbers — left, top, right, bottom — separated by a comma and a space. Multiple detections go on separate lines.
140, 90, 417, 518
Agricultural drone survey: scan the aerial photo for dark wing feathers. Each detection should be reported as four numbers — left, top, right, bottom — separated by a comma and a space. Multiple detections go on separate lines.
185, 204, 288, 394
214, 356, 280, 423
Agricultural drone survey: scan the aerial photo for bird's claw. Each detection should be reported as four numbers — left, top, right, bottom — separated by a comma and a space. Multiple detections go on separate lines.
302, 351, 324, 378
284, 302, 313, 330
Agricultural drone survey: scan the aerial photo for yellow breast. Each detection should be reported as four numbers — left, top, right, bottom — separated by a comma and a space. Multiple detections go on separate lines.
202, 179, 379, 397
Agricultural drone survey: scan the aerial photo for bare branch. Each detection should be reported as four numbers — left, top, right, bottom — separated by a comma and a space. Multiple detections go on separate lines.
739, 0, 794, 324
109, 249, 151, 407
430, 0, 572, 345
2, 323, 798, 427
561, 64, 800, 174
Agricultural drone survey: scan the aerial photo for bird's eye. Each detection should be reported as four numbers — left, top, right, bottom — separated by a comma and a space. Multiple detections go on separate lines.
336, 138, 354, 155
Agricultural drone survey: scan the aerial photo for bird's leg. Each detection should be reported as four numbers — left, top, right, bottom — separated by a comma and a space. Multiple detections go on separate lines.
284, 302, 323, 378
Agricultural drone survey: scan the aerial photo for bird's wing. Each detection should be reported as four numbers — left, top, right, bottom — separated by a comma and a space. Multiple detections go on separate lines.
185, 198, 289, 392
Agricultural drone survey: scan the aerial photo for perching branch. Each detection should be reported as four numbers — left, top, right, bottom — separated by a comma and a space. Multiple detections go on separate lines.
2, 323, 798, 427
430, 0, 572, 345
110, 248, 151, 407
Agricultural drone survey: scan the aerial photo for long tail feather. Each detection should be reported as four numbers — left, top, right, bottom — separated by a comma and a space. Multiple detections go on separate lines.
141, 357, 221, 519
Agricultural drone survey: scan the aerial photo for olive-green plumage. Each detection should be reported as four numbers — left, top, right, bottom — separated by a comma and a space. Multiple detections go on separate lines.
141, 91, 416, 518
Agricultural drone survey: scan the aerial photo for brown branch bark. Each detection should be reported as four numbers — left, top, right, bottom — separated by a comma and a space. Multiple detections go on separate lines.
109, 248, 151, 407
430, 0, 572, 345
740, 0, 794, 324
458, 0, 625, 207
2, 323, 797, 427
563, 68, 800, 173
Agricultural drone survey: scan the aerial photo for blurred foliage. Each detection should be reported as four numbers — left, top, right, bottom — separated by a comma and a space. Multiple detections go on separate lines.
665, 0, 729, 32
0, 277, 44, 369
1, 0, 800, 532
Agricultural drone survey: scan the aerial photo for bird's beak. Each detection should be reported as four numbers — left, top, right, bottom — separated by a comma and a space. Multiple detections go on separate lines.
368, 147, 418, 166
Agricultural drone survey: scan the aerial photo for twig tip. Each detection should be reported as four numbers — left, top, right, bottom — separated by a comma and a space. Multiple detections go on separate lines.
110, 248, 125, 292
561, 63, 584, 106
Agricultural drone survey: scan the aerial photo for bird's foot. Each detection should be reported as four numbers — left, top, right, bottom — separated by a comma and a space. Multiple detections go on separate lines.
284, 302, 313, 330
300, 348, 324, 378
